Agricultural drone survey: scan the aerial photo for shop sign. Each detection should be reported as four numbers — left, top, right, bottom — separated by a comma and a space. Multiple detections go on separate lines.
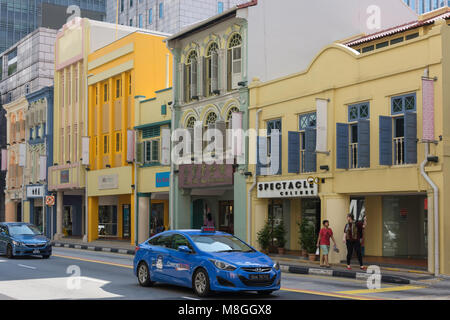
60, 170, 70, 184
98, 174, 119, 190
156, 172, 170, 188
257, 179, 318, 198
179, 164, 233, 189
26, 186, 44, 198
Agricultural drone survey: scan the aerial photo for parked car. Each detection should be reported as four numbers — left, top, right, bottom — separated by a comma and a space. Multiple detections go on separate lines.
133, 227, 281, 297
0, 222, 52, 259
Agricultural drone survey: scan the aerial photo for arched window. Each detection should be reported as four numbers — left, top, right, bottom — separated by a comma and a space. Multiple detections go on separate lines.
185, 50, 198, 102
226, 106, 240, 129
205, 42, 219, 97
186, 116, 196, 129
205, 111, 218, 127
227, 33, 242, 91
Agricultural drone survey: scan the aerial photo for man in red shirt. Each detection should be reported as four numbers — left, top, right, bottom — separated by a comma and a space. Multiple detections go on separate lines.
316, 220, 336, 268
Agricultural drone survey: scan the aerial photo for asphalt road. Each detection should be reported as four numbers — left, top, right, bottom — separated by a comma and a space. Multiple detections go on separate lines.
0, 247, 448, 300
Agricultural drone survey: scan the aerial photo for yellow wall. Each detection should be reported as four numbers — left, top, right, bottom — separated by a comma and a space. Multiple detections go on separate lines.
87, 166, 133, 197
247, 20, 449, 273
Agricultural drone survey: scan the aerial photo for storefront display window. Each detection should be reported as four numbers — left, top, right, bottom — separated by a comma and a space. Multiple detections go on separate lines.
150, 203, 165, 236
382, 195, 427, 259
34, 206, 43, 233
219, 201, 234, 234
98, 206, 117, 237
301, 198, 321, 235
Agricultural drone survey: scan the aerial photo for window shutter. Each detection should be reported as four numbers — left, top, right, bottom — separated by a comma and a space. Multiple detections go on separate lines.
227, 49, 232, 91
190, 59, 198, 98
336, 123, 349, 169
379, 116, 393, 166
404, 112, 417, 164
136, 142, 144, 164
193, 121, 202, 161
178, 63, 184, 103
288, 131, 300, 173
211, 52, 219, 93
161, 128, 170, 165
231, 47, 242, 89
215, 120, 226, 154
270, 132, 281, 175
202, 56, 207, 97
357, 119, 370, 168
256, 136, 267, 176
305, 128, 317, 172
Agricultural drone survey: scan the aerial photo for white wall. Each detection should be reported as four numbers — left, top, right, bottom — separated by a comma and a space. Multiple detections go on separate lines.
246, 0, 417, 82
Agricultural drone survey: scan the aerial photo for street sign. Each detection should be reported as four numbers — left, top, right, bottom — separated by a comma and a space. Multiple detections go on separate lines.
45, 195, 55, 206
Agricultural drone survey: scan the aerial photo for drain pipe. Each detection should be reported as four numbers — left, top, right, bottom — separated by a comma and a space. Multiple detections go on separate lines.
247, 109, 262, 244
420, 142, 439, 277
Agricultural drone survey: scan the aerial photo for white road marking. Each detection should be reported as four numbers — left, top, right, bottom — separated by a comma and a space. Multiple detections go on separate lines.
18, 264, 37, 270
0, 277, 122, 300
182, 296, 200, 300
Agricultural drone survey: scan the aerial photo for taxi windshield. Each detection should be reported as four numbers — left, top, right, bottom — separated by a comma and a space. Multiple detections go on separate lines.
8, 224, 41, 236
190, 235, 255, 253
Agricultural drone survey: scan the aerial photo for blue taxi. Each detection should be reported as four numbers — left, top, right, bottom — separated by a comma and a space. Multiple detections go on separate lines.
133, 227, 281, 296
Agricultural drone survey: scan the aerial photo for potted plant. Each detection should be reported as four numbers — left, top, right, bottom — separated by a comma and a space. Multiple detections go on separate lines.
274, 220, 287, 255
257, 221, 272, 254
299, 221, 317, 261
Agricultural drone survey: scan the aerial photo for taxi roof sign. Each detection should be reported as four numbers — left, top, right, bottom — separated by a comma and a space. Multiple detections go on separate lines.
201, 226, 216, 233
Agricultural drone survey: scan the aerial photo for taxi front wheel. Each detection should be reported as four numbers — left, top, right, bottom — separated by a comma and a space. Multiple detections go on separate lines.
137, 262, 154, 287
193, 268, 211, 297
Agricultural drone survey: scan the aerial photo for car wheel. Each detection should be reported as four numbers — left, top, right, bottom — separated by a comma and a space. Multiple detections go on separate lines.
42, 254, 51, 259
6, 244, 13, 259
193, 268, 211, 297
137, 262, 153, 287
257, 290, 274, 296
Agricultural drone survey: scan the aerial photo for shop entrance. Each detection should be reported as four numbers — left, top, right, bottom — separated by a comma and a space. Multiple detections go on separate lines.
302, 198, 321, 235
34, 206, 43, 233
150, 202, 165, 236
63, 206, 72, 236
218, 201, 234, 234
98, 205, 117, 237
122, 205, 131, 239
16, 202, 22, 222
382, 195, 427, 260
192, 199, 204, 229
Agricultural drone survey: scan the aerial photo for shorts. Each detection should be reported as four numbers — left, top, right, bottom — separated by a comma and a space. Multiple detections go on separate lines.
320, 245, 330, 255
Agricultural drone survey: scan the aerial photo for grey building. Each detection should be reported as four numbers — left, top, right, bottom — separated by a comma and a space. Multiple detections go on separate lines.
0, 0, 106, 54
106, 0, 248, 34
0, 27, 56, 222
403, 0, 450, 14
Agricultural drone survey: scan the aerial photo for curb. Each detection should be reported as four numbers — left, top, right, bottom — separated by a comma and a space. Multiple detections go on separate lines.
280, 263, 412, 284
52, 242, 135, 256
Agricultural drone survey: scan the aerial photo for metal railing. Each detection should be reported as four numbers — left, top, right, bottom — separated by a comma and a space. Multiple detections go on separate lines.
350, 143, 358, 169
393, 137, 405, 165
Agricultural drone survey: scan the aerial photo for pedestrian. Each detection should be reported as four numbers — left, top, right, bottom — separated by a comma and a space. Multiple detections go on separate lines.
204, 212, 215, 227
316, 220, 336, 268
343, 214, 367, 270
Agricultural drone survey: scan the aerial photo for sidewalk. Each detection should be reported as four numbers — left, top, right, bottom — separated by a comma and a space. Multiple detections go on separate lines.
269, 254, 435, 285
51, 238, 436, 285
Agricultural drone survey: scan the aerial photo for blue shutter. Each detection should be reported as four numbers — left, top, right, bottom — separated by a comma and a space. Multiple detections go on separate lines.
256, 136, 268, 176
305, 128, 317, 172
336, 123, 349, 169
288, 131, 300, 173
273, 133, 282, 175
404, 112, 417, 164
357, 119, 370, 168
379, 116, 393, 166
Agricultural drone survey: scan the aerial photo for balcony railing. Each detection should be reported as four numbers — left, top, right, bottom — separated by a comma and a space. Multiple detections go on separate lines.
350, 143, 358, 169
393, 137, 405, 165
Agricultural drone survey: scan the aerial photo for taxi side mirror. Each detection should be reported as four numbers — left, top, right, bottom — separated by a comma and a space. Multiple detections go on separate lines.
178, 245, 192, 254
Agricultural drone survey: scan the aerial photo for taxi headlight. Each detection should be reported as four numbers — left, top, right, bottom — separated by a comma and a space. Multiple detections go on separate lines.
12, 240, 25, 247
209, 259, 237, 271
273, 262, 280, 271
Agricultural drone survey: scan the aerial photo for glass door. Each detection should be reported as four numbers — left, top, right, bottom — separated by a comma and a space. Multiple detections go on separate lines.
98, 206, 118, 237
122, 205, 130, 239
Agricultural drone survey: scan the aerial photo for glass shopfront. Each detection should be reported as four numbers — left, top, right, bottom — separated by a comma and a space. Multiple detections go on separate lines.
382, 195, 427, 259
34, 206, 43, 233
301, 198, 321, 235
98, 205, 117, 237
219, 201, 234, 234
150, 203, 165, 236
